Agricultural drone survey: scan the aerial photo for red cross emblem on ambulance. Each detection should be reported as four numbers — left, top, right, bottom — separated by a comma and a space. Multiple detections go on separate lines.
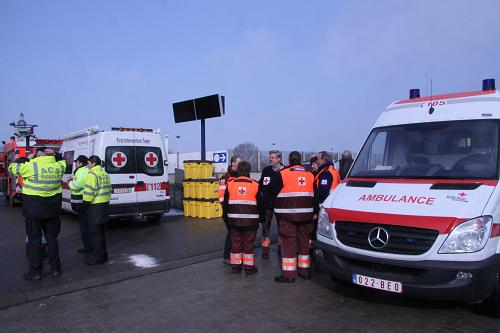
144, 152, 158, 167
111, 152, 127, 168
297, 176, 306, 186
238, 187, 247, 196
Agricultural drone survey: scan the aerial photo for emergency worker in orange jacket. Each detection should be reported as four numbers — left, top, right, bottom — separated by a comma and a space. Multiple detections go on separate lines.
273, 151, 316, 283
218, 156, 241, 264
222, 161, 263, 274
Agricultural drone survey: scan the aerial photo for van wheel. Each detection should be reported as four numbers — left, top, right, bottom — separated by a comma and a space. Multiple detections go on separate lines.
482, 273, 500, 318
147, 214, 162, 224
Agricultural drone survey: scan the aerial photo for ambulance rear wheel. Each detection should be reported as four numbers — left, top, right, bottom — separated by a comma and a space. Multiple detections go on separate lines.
147, 214, 162, 224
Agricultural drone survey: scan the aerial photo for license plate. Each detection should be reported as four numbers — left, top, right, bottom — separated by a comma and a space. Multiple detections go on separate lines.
113, 188, 131, 194
352, 274, 402, 293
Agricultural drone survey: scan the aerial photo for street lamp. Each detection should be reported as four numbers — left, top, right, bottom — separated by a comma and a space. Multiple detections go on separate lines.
175, 136, 181, 168
10, 113, 38, 153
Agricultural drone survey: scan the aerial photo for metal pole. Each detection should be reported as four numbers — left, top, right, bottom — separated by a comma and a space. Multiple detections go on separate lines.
26, 135, 30, 156
201, 118, 206, 161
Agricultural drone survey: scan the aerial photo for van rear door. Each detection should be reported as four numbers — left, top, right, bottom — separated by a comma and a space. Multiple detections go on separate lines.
104, 132, 138, 217
134, 139, 169, 215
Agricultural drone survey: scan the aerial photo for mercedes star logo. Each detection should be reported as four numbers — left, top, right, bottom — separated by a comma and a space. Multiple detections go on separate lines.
368, 227, 390, 249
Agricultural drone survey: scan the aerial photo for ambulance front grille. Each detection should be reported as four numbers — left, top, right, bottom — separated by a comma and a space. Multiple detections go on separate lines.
335, 221, 439, 255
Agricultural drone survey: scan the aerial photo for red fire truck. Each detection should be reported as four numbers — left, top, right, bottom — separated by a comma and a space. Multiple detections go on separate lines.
1, 138, 63, 206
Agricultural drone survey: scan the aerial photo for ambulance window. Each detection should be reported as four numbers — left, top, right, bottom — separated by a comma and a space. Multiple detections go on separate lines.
367, 132, 389, 171
105, 146, 137, 174
63, 151, 74, 174
136, 147, 164, 176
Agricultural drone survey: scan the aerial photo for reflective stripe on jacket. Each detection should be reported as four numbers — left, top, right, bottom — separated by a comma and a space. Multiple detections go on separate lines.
69, 166, 89, 196
274, 165, 314, 222
8, 156, 65, 197
225, 177, 260, 228
83, 165, 112, 204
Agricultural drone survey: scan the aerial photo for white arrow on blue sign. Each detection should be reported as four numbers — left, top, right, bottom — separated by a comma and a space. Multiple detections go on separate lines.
213, 152, 227, 163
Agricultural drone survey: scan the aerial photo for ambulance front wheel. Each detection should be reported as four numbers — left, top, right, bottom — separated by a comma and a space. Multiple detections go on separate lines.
147, 214, 162, 224
482, 273, 500, 318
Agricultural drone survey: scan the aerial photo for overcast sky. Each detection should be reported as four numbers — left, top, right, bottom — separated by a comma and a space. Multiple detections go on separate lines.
1, 0, 500, 154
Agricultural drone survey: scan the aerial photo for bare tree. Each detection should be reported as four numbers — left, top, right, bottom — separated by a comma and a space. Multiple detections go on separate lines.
233, 142, 259, 171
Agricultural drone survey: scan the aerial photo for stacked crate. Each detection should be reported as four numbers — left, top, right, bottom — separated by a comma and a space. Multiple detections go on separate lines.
182, 160, 222, 218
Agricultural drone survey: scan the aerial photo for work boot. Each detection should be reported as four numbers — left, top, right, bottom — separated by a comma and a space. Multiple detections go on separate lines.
51, 268, 62, 278
244, 267, 258, 275
222, 258, 232, 265
86, 258, 106, 265
274, 275, 295, 283
298, 273, 311, 280
77, 248, 92, 254
24, 272, 42, 281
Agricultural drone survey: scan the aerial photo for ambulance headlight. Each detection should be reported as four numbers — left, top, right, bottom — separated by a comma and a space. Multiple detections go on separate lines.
317, 207, 333, 239
439, 216, 493, 254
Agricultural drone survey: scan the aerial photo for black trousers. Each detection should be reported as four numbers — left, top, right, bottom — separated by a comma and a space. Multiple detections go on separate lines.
72, 201, 91, 250
25, 218, 61, 274
89, 223, 107, 261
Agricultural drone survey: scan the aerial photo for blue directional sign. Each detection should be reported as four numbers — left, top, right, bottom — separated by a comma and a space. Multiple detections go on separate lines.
213, 152, 227, 163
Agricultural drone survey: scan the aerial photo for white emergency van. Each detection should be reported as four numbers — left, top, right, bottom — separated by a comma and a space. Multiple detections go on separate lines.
60, 126, 170, 222
315, 79, 500, 315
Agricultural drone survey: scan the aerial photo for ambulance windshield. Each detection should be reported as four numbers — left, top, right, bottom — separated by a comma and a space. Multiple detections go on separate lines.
349, 120, 499, 179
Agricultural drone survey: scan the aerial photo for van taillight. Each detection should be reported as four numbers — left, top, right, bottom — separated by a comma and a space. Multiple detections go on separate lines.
134, 182, 147, 192
160, 182, 169, 192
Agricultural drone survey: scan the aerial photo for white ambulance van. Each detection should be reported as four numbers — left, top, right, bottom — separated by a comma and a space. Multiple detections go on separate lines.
315, 79, 500, 314
60, 126, 170, 222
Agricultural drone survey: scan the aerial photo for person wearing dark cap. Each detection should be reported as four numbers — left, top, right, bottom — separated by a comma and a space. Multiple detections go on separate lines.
68, 155, 91, 253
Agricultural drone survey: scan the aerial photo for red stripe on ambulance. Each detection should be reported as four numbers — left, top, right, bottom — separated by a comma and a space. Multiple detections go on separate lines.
325, 208, 467, 234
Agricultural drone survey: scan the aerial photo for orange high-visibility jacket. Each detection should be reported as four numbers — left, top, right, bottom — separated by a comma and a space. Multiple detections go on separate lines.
274, 165, 315, 222
224, 176, 261, 228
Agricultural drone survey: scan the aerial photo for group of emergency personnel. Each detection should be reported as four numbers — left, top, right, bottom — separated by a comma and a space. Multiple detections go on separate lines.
8, 148, 111, 281
219, 149, 343, 283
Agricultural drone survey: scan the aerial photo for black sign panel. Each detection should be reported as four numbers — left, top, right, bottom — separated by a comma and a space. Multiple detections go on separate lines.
173, 100, 196, 123
194, 94, 225, 119
172, 94, 225, 123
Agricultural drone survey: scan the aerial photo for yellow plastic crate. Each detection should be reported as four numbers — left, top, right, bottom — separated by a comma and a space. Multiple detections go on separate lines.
183, 200, 192, 217
198, 162, 214, 179
183, 161, 197, 179
183, 181, 195, 199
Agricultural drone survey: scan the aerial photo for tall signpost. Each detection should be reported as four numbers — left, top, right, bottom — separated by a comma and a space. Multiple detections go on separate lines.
172, 94, 225, 161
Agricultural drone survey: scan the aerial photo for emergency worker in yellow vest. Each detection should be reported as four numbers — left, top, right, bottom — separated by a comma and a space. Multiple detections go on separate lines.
68, 155, 91, 253
222, 161, 263, 274
9, 148, 66, 280
81, 155, 112, 265
218, 155, 241, 265
273, 151, 315, 283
